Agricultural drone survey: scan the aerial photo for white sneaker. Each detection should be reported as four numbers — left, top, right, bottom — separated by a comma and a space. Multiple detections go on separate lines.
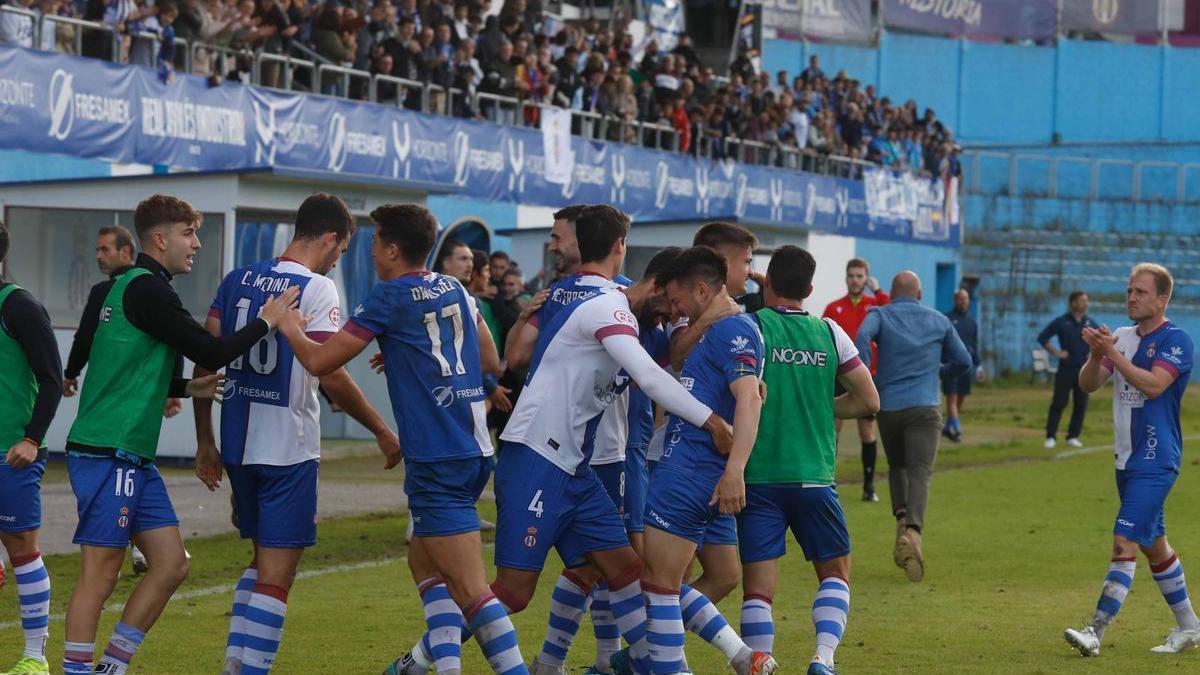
1066, 438, 1084, 448
531, 658, 568, 675
1151, 626, 1200, 653
1044, 438, 1057, 449
131, 545, 148, 575
1064, 625, 1100, 657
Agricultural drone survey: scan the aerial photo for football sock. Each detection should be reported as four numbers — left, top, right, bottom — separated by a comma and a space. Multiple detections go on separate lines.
813, 577, 850, 666
1151, 552, 1200, 630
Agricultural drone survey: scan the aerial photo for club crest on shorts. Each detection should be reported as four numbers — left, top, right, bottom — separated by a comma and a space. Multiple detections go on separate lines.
524, 527, 537, 547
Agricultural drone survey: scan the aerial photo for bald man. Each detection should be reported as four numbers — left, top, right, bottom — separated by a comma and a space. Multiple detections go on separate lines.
941, 289, 982, 441
855, 272, 971, 583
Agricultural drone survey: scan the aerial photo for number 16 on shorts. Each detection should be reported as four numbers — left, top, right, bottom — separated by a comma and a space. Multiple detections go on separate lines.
115, 467, 137, 497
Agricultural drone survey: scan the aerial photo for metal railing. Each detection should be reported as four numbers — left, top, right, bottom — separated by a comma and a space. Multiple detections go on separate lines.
254, 51, 314, 92
964, 150, 1200, 203
42, 13, 113, 56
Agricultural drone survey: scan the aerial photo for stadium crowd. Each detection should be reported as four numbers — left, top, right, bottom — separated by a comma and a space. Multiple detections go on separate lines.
0, 0, 961, 173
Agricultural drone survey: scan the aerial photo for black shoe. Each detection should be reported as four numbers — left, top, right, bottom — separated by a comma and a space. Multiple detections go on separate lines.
941, 427, 954, 440
862, 489, 880, 502
951, 429, 963, 443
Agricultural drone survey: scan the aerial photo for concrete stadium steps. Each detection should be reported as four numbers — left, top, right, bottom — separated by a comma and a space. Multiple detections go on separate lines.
963, 226, 1200, 374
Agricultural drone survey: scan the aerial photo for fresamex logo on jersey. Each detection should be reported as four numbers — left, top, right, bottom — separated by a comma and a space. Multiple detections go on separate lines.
771, 348, 828, 367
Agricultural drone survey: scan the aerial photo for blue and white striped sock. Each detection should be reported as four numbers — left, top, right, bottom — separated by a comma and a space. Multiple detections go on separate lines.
1152, 552, 1200, 630
679, 583, 748, 663
591, 582, 622, 671
96, 621, 145, 674
240, 583, 288, 674
13, 553, 49, 660
537, 570, 591, 668
466, 592, 528, 675
419, 577, 466, 673
608, 574, 652, 668
225, 565, 258, 665
813, 577, 850, 665
645, 584, 685, 675
63, 641, 93, 674
740, 595, 774, 654
1093, 557, 1136, 637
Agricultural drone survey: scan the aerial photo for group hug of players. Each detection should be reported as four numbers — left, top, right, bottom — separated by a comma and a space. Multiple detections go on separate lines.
0, 191, 1190, 674
0, 192, 875, 675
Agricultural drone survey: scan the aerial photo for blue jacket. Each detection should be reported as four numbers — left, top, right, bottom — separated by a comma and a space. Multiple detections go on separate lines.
946, 308, 980, 368
856, 296, 972, 411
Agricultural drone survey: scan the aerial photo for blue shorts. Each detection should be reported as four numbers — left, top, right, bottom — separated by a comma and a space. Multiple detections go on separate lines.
644, 466, 737, 548
68, 455, 178, 548
643, 456, 734, 547
623, 444, 648, 533
737, 484, 851, 563
0, 459, 45, 533
494, 443, 629, 572
405, 456, 494, 538
1115, 469, 1176, 547
594, 461, 626, 519
227, 460, 319, 548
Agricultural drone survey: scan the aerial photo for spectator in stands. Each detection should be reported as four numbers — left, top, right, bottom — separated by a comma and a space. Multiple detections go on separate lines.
396, 0, 421, 33
313, 5, 354, 94
671, 33, 699, 71
370, 52, 398, 102
0, 0, 35, 49
515, 49, 547, 125
800, 53, 824, 84
481, 38, 518, 121
172, 0, 204, 57
256, 0, 297, 88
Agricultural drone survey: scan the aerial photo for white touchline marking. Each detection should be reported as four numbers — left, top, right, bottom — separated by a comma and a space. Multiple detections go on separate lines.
1053, 434, 1200, 460
0, 557, 401, 631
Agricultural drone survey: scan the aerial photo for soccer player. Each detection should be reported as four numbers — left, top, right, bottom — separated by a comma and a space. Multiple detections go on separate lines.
497, 208, 734, 674
192, 194, 401, 675
504, 205, 642, 675
823, 258, 890, 502
274, 204, 523, 675
1064, 263, 1199, 656
660, 222, 759, 611
0, 220, 63, 675
62, 224, 183, 575
61, 194, 296, 675
735, 246, 879, 675
643, 245, 777, 675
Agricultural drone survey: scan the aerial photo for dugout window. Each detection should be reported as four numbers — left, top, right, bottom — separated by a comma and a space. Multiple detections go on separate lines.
2, 206, 224, 328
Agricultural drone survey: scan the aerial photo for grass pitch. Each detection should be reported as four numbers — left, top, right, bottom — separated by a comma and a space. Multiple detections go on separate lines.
3, 380, 1200, 673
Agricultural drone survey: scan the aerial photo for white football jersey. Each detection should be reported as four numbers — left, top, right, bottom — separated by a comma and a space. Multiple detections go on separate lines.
213, 259, 341, 466
501, 288, 640, 475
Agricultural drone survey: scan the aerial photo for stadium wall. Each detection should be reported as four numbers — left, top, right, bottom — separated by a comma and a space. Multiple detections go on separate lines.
763, 33, 1200, 146
962, 193, 1200, 375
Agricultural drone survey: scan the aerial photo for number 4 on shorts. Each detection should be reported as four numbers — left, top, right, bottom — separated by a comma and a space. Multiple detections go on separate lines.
527, 489, 544, 518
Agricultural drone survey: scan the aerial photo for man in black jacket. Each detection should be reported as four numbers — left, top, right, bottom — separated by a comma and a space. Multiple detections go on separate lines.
64, 226, 135, 398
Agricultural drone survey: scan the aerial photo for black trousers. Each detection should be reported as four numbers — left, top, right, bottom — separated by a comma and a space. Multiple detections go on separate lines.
1046, 365, 1089, 440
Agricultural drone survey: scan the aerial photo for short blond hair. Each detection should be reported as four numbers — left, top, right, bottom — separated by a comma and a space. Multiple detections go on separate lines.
1131, 263, 1174, 299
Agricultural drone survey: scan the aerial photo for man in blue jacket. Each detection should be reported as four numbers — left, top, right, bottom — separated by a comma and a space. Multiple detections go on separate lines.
856, 272, 971, 584
942, 289, 982, 442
